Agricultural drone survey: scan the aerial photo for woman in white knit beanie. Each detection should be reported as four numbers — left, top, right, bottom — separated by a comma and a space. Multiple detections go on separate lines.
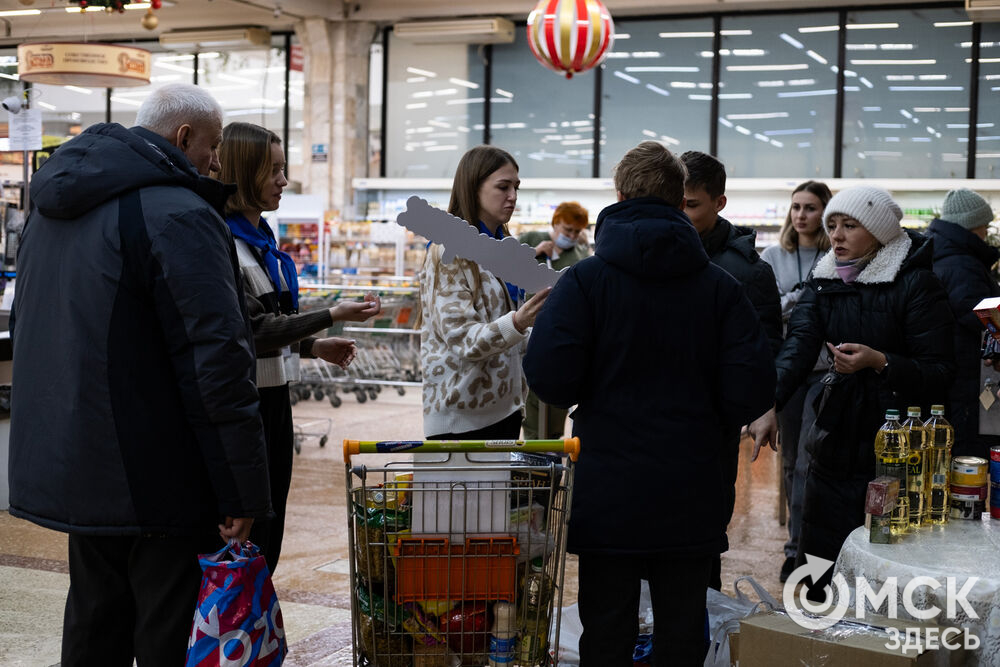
749, 185, 955, 600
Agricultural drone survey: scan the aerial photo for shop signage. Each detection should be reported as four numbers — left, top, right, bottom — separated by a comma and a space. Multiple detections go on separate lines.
8, 106, 41, 152
17, 42, 151, 88
311, 143, 327, 163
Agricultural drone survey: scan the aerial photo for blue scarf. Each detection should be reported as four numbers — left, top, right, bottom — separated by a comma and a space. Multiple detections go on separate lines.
476, 221, 523, 306
225, 213, 299, 311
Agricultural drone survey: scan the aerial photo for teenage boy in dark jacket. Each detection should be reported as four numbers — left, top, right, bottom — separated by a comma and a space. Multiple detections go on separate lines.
927, 188, 1000, 457
680, 150, 782, 589
523, 141, 776, 666
8, 84, 269, 666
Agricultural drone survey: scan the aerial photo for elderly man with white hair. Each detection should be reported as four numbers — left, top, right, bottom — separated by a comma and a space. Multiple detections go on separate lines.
8, 83, 270, 666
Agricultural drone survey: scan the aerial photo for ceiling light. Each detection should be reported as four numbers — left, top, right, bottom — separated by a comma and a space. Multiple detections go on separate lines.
0, 9, 40, 16
779, 33, 804, 49
848, 23, 900, 30
934, 21, 972, 27
659, 31, 715, 38
850, 59, 937, 65
726, 64, 809, 71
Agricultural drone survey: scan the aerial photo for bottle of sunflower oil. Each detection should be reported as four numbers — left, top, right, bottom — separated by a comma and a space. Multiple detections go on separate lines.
901, 406, 929, 528
924, 404, 954, 525
874, 409, 910, 536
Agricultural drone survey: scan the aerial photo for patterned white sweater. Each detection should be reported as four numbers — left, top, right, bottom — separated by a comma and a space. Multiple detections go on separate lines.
419, 244, 529, 437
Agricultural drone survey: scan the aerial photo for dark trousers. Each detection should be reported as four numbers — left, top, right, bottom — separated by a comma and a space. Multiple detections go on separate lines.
249, 384, 294, 575
427, 410, 523, 440
62, 530, 221, 667
578, 552, 712, 667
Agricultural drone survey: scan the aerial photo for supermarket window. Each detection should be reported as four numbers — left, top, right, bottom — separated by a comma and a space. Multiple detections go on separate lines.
976, 23, 1000, 178
841, 7, 972, 179
717, 13, 839, 178
201, 39, 294, 150
491, 29, 596, 178
32, 79, 107, 140
601, 18, 712, 172
384, 32, 486, 178
110, 43, 193, 130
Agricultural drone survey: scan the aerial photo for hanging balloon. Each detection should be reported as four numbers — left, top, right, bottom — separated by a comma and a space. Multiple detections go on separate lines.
526, 0, 614, 79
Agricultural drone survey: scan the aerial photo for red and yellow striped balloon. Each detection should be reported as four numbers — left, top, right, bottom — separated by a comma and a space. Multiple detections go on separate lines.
526, 0, 615, 79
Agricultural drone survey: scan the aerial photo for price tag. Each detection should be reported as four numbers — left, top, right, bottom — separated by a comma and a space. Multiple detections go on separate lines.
981, 387, 996, 411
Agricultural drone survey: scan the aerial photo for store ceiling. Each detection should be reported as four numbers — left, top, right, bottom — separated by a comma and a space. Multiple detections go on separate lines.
0, 0, 931, 48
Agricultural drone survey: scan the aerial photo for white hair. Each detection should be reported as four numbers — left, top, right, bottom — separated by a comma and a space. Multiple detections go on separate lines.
135, 83, 222, 138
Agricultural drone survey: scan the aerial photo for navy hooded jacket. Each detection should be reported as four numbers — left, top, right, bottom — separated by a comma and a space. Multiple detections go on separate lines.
523, 197, 776, 555
8, 123, 270, 535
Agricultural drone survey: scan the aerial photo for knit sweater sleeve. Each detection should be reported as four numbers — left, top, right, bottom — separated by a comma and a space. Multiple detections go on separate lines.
245, 289, 334, 355
422, 251, 526, 362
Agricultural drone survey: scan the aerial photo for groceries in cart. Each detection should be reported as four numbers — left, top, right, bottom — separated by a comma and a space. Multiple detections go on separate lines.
345, 439, 579, 667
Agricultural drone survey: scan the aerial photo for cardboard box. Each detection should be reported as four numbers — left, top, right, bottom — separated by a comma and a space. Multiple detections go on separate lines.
739, 611, 965, 667
974, 296, 1000, 340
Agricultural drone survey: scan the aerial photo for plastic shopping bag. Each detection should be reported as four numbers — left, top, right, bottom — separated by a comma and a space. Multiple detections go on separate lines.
703, 576, 779, 667
185, 541, 287, 667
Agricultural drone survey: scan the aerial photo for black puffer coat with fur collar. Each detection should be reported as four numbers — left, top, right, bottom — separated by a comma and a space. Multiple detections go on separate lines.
774, 229, 955, 478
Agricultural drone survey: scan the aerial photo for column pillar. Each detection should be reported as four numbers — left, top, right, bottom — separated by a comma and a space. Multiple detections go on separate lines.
296, 18, 376, 220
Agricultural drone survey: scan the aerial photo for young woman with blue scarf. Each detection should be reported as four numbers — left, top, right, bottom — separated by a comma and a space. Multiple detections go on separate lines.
218, 122, 380, 572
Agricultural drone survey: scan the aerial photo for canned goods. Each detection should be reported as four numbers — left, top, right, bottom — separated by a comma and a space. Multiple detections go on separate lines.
950, 496, 985, 520
991, 445, 1000, 464
950, 484, 988, 501
952, 456, 989, 486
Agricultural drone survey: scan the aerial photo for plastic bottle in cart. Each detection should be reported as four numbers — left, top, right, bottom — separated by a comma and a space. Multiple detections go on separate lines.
874, 409, 910, 535
902, 406, 929, 528
522, 557, 552, 615
925, 404, 954, 525
488, 601, 517, 666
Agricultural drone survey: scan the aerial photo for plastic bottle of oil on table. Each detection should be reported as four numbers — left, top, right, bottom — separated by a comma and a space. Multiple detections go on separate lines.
874, 409, 910, 536
901, 406, 929, 528
924, 404, 954, 525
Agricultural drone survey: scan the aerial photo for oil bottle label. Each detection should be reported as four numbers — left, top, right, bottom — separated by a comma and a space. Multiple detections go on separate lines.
490, 635, 516, 663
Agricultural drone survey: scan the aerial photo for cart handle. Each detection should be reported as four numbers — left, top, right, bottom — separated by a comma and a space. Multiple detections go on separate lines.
343, 437, 580, 463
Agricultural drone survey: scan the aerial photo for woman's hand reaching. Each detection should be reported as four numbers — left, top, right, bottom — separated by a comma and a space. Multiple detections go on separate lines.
826, 342, 887, 375
330, 291, 381, 323
513, 288, 552, 333
312, 337, 358, 369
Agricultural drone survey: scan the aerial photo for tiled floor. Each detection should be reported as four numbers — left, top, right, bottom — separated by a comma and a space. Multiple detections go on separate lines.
0, 389, 786, 666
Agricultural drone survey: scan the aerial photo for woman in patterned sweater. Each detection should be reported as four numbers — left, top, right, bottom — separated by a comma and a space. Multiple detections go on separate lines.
218, 122, 380, 572
420, 145, 550, 439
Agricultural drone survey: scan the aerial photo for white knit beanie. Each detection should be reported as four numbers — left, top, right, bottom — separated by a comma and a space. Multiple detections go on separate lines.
940, 188, 994, 231
822, 186, 903, 245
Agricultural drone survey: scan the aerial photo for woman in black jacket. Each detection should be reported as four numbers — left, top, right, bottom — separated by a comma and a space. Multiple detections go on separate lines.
751, 186, 954, 596
927, 188, 1000, 458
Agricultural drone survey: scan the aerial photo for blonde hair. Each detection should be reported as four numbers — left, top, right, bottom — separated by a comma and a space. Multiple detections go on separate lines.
779, 181, 833, 252
218, 122, 281, 217
613, 141, 686, 205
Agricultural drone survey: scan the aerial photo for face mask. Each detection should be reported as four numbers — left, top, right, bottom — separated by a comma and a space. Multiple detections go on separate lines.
555, 233, 576, 250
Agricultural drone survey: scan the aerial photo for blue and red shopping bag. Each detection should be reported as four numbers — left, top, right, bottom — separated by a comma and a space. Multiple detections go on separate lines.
185, 541, 287, 667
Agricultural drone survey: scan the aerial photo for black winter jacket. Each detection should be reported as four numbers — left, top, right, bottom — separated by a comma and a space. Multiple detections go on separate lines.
775, 230, 955, 479
523, 197, 776, 556
9, 123, 270, 535
702, 216, 783, 355
927, 219, 1000, 454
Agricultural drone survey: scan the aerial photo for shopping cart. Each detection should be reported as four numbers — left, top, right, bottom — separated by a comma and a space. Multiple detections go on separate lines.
343, 438, 580, 667
292, 417, 332, 454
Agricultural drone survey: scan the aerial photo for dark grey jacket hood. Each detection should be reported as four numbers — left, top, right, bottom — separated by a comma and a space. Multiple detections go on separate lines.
31, 123, 231, 219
